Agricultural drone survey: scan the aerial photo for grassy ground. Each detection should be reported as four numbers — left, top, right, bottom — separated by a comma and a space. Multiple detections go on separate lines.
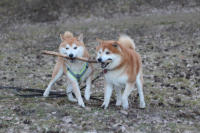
0, 3, 200, 133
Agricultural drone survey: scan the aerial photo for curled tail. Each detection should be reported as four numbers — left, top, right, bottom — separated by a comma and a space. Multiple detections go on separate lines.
118, 34, 135, 49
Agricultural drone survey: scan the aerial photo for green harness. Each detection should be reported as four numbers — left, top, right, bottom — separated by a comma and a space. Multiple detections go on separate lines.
67, 62, 89, 82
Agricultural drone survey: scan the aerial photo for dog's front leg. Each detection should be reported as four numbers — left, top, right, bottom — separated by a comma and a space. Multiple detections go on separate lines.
122, 83, 134, 110
43, 67, 63, 97
101, 82, 113, 109
84, 76, 92, 101
70, 79, 85, 108
115, 88, 122, 106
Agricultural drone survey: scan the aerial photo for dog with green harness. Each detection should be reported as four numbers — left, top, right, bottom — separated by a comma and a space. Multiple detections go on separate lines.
43, 31, 93, 108
67, 62, 89, 82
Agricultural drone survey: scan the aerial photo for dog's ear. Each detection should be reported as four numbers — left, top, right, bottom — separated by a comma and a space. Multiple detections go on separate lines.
112, 41, 120, 48
112, 43, 118, 48
78, 33, 83, 43
60, 34, 64, 41
112, 41, 122, 51
96, 38, 103, 46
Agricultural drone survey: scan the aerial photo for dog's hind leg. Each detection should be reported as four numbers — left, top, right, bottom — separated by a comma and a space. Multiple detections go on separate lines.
84, 76, 92, 101
43, 64, 63, 97
136, 72, 146, 108
70, 80, 85, 107
66, 82, 77, 102
122, 83, 134, 109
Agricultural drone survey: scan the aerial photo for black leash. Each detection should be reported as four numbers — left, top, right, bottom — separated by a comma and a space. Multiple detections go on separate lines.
0, 70, 104, 98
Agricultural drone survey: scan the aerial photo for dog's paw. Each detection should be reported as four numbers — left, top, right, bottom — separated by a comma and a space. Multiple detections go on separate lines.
101, 102, 105, 107
139, 102, 146, 109
122, 104, 129, 110
101, 102, 105, 108
122, 99, 129, 110
101, 102, 108, 109
43, 91, 49, 97
84, 93, 90, 101
68, 95, 77, 102
116, 100, 122, 106
78, 100, 85, 108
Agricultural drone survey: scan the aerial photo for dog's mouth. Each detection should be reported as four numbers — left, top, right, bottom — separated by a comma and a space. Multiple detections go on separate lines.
69, 57, 75, 63
101, 62, 110, 68
101, 59, 112, 68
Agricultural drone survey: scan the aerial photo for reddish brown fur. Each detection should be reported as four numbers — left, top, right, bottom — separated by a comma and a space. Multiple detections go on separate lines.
51, 57, 65, 78
97, 39, 141, 83
51, 32, 91, 79
60, 34, 89, 58
44, 31, 94, 106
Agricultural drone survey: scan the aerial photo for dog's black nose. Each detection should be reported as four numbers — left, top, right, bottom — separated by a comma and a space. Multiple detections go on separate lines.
69, 54, 74, 58
98, 58, 102, 62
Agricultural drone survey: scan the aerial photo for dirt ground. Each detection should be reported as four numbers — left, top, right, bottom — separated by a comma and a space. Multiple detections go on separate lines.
0, 1, 200, 133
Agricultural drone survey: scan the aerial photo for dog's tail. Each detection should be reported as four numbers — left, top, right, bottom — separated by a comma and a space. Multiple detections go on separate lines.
118, 34, 135, 50
63, 31, 73, 38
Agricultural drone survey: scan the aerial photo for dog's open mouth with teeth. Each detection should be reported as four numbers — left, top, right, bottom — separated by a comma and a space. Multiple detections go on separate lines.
101, 62, 110, 68
101, 59, 112, 68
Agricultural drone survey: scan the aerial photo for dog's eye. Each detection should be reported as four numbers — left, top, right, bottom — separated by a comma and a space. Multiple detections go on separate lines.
66, 47, 69, 50
106, 51, 110, 55
74, 47, 77, 49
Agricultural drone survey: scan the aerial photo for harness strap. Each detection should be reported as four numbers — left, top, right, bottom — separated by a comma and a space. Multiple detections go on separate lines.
67, 63, 89, 82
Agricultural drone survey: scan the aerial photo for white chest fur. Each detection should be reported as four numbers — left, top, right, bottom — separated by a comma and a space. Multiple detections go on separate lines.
105, 69, 128, 87
65, 61, 83, 72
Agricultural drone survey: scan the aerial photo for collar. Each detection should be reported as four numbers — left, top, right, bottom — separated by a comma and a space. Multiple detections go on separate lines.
67, 62, 89, 82
103, 69, 112, 74
103, 66, 119, 74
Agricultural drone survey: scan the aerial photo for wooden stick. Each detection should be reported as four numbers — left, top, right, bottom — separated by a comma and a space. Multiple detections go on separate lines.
42, 50, 98, 63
